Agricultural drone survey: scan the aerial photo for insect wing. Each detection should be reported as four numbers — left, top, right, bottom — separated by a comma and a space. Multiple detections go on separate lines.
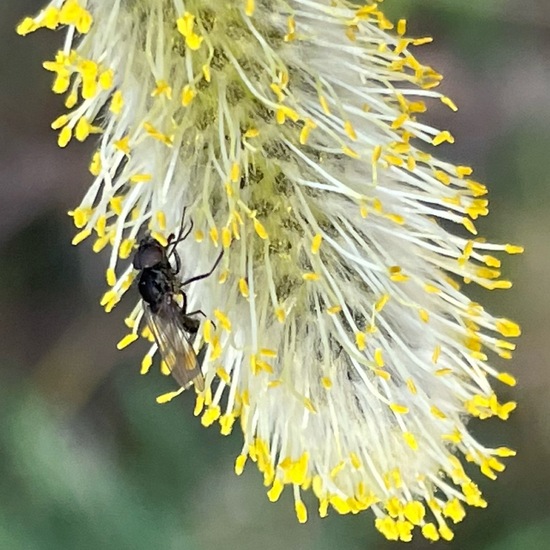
144, 303, 205, 391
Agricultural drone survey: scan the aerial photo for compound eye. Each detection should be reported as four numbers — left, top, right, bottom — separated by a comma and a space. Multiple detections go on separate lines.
133, 242, 164, 269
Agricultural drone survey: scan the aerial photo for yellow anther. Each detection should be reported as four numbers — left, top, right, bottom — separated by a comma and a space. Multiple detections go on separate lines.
497, 372, 517, 386
327, 305, 342, 315
330, 495, 354, 514
69, 207, 91, 228
253, 218, 268, 240
342, 145, 360, 159
384, 154, 404, 167
59, 0, 93, 34
16, 17, 40, 36
496, 319, 521, 337
88, 151, 102, 176
106, 267, 117, 287
216, 367, 231, 385
374, 369, 391, 380
78, 59, 99, 99
278, 105, 299, 122
219, 414, 235, 435
124, 315, 135, 328
210, 337, 222, 360
432, 130, 455, 145
143, 122, 173, 146
497, 401, 517, 420
114, 135, 131, 154
214, 310, 231, 332
440, 95, 458, 111
244, 127, 259, 138
396, 18, 407, 36
385, 497, 402, 518
456, 165, 473, 177
58, 125, 72, 148
346, 452, 361, 470
238, 278, 249, 298
51, 114, 69, 130
302, 272, 320, 282
181, 84, 196, 106
391, 113, 408, 130
100, 289, 117, 309
390, 404, 409, 414
117, 333, 138, 350
250, 355, 273, 375
151, 80, 172, 99
230, 162, 240, 183
201, 405, 221, 427
160, 360, 170, 376
275, 307, 286, 323
284, 15, 296, 41
439, 525, 454, 541
389, 267, 409, 282
431, 406, 447, 419
119, 238, 135, 259
93, 235, 110, 253
71, 228, 91, 245
403, 432, 418, 451
403, 501, 425, 525
156, 388, 184, 404
505, 244, 524, 254
435, 368, 452, 376
406, 378, 417, 394
434, 170, 451, 185
422, 523, 440, 541
110, 90, 124, 114
355, 332, 366, 351
99, 69, 114, 90
462, 217, 478, 235
374, 348, 384, 367
495, 447, 516, 458
209, 227, 219, 246
432, 344, 441, 363
443, 499, 466, 524
319, 94, 331, 115
311, 234, 322, 254
176, 13, 204, 50
140, 354, 153, 375
235, 454, 247, 475
419, 309, 429, 322
344, 120, 357, 140
295, 499, 308, 524
267, 479, 284, 502
375, 294, 389, 312
130, 173, 152, 184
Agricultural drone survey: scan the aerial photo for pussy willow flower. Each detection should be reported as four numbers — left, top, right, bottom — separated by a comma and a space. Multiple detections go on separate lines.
19, 0, 523, 542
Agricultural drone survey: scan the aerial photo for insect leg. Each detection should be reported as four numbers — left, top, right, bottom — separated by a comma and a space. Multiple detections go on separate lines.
173, 247, 182, 274
180, 289, 188, 314
186, 309, 206, 318
181, 249, 224, 287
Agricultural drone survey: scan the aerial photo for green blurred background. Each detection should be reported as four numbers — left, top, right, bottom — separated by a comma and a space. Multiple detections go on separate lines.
1, 1, 547, 548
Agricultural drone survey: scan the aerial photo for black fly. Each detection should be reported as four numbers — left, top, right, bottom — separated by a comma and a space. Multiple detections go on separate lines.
132, 218, 223, 392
